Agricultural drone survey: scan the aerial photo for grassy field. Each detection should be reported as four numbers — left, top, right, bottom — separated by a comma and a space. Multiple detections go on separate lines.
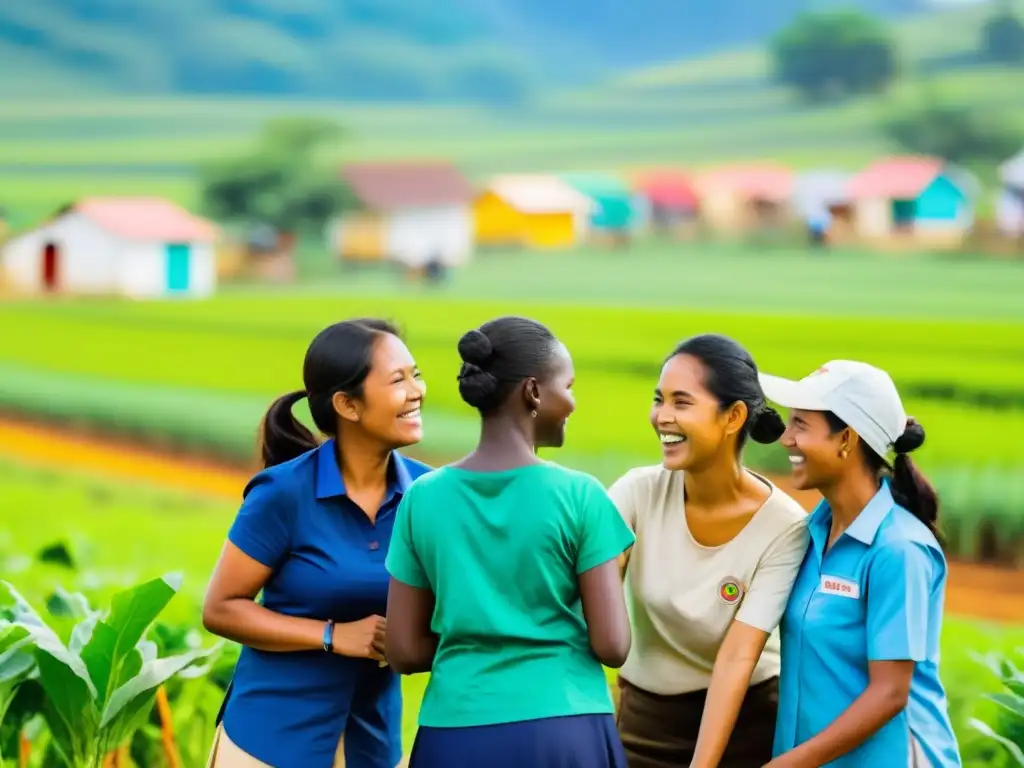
0, 4, 1017, 225
1, 245, 1023, 562
1, 457, 1021, 765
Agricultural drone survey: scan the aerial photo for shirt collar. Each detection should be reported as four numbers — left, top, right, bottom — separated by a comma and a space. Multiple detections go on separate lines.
315, 438, 414, 501
807, 478, 895, 549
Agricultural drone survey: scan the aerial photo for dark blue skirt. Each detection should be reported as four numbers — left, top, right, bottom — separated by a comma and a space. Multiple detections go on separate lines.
407, 714, 627, 768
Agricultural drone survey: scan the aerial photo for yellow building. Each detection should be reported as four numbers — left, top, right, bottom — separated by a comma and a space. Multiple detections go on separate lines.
474, 175, 592, 249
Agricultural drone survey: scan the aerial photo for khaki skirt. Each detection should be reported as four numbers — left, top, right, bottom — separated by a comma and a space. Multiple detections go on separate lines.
205, 725, 348, 768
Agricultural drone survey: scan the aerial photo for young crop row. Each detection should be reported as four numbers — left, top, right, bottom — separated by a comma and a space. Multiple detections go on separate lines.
2, 364, 1022, 565
3, 297, 1024, 468
6, 297, 1024, 397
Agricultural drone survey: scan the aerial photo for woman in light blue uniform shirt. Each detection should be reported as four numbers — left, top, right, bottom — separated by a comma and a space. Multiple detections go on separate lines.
758, 360, 961, 768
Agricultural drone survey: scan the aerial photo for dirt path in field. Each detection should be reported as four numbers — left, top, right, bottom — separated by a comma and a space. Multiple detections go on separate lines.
1, 416, 1021, 625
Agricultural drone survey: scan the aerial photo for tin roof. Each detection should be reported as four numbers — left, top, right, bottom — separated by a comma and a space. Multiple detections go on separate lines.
695, 164, 793, 200
634, 172, 700, 209
847, 156, 945, 200
70, 197, 219, 242
341, 161, 474, 210
487, 174, 592, 214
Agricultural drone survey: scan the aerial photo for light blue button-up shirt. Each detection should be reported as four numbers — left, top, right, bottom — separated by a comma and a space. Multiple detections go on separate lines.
773, 480, 962, 767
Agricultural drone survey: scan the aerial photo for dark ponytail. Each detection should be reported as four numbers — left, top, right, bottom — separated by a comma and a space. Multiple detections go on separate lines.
257, 317, 401, 469
890, 419, 940, 541
669, 333, 785, 450
825, 413, 941, 542
258, 390, 319, 468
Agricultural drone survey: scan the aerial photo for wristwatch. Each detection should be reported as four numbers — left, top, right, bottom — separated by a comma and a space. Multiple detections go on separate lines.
323, 619, 335, 653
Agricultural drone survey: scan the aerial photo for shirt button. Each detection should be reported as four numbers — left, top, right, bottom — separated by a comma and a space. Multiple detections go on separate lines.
368, 541, 380, 551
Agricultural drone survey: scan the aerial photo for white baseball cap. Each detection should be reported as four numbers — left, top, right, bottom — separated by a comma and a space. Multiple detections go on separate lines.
758, 360, 907, 459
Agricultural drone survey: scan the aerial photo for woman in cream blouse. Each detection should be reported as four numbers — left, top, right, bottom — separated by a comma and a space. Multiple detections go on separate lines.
609, 334, 809, 768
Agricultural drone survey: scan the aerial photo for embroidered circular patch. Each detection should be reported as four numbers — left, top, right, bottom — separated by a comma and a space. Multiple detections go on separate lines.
718, 578, 743, 605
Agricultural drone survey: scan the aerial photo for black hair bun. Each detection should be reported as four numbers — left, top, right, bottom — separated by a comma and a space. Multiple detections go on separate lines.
749, 404, 786, 445
458, 329, 493, 366
893, 418, 925, 454
457, 363, 499, 410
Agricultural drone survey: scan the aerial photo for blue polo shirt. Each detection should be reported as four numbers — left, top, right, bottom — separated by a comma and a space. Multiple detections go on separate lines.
220, 439, 431, 768
774, 481, 961, 767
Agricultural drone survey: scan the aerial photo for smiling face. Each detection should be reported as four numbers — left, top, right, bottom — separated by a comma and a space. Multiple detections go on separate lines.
335, 332, 426, 448
779, 408, 849, 491
531, 341, 576, 449
651, 353, 745, 471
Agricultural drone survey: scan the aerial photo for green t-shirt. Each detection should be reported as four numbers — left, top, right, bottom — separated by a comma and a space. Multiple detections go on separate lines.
385, 461, 636, 728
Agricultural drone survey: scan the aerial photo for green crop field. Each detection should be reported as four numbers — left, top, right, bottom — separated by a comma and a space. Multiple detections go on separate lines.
1, 245, 1023, 562
1, 458, 1021, 765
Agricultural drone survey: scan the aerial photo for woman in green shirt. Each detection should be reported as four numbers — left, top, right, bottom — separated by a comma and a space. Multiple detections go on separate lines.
385, 315, 635, 767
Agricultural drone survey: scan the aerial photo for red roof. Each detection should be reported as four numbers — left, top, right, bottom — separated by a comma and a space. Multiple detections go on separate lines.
696, 164, 793, 200
847, 156, 944, 200
70, 197, 218, 242
635, 172, 700, 209
341, 161, 473, 210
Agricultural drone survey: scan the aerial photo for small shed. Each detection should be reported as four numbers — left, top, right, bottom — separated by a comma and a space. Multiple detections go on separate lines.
997, 149, 1024, 239
847, 156, 973, 247
633, 172, 701, 235
695, 164, 793, 233
561, 173, 642, 240
0, 197, 219, 299
333, 161, 474, 268
793, 170, 855, 242
474, 175, 592, 249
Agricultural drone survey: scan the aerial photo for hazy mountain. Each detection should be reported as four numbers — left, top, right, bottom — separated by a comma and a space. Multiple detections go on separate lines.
0, 0, 934, 98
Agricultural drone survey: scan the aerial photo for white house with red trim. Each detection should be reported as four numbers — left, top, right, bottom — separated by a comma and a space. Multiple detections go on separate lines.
1, 197, 220, 299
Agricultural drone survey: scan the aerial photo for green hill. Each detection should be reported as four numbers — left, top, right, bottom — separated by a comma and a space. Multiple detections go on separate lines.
0, 3, 1019, 224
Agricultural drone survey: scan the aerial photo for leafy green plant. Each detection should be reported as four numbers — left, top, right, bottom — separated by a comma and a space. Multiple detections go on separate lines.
970, 649, 1024, 766
1, 575, 218, 768
0, 614, 37, 764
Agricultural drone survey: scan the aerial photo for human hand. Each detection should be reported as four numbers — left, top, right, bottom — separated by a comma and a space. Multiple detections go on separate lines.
333, 615, 387, 662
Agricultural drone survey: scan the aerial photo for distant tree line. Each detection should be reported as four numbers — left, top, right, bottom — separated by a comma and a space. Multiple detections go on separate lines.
769, 3, 1024, 165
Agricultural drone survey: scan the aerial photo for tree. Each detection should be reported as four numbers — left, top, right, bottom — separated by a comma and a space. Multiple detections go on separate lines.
882, 96, 1023, 165
198, 117, 355, 238
770, 9, 898, 102
982, 2, 1024, 64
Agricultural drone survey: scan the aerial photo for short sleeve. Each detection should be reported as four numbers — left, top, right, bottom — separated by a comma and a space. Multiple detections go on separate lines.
735, 519, 809, 633
607, 471, 640, 531
385, 489, 430, 589
227, 472, 294, 569
866, 540, 935, 662
576, 475, 637, 575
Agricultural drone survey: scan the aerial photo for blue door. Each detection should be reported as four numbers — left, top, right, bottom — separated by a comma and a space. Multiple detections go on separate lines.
165, 243, 190, 293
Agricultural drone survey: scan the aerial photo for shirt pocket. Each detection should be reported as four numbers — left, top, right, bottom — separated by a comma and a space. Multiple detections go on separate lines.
804, 577, 866, 636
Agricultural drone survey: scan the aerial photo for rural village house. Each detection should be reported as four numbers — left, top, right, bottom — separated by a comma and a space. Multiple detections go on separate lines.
562, 173, 644, 242
997, 149, 1024, 239
0, 197, 219, 299
847, 156, 973, 247
330, 161, 475, 268
632, 171, 701, 236
695, 164, 794, 234
474, 174, 592, 249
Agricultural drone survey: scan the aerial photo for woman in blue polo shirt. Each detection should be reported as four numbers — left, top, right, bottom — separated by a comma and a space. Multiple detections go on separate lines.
758, 360, 961, 768
202, 318, 431, 768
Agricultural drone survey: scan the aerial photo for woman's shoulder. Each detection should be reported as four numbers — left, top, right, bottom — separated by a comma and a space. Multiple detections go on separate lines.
612, 463, 674, 487
755, 473, 810, 525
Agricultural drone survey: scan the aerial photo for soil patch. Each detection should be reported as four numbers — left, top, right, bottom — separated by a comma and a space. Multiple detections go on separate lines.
0, 415, 1021, 624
